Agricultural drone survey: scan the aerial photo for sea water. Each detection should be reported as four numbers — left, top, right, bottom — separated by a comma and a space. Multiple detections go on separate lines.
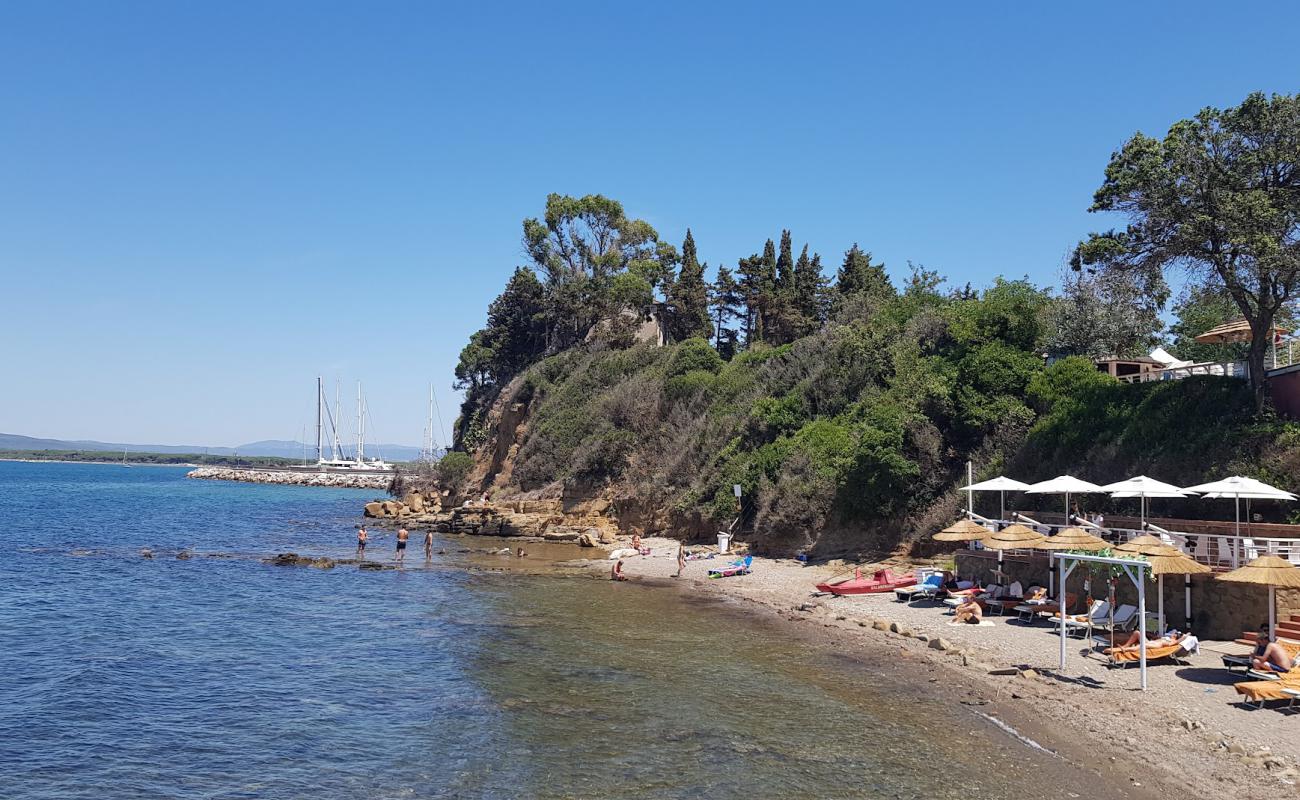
0, 462, 1132, 799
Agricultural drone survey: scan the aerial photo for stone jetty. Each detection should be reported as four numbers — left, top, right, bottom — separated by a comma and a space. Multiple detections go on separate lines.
187, 467, 391, 490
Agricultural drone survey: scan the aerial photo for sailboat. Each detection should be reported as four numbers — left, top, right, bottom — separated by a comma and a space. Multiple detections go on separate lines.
290, 378, 394, 474
121, 447, 131, 468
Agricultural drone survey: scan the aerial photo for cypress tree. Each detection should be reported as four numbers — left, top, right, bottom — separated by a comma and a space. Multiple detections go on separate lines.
710, 265, 744, 352
667, 229, 712, 341
835, 244, 893, 300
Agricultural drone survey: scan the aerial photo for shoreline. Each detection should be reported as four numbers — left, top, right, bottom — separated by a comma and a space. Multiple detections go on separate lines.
552, 535, 1298, 795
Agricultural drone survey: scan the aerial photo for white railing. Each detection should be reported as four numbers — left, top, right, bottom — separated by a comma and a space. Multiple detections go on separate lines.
966, 517, 1300, 570
1115, 361, 1248, 384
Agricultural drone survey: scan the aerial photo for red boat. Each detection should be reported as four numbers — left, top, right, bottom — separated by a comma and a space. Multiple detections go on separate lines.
815, 568, 917, 596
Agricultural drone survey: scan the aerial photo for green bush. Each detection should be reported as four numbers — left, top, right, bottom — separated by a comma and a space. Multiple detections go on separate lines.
437, 451, 474, 488
667, 337, 723, 377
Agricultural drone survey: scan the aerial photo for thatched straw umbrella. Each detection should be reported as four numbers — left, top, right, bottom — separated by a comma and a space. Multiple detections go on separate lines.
1217, 556, 1300, 639
980, 523, 1046, 550
1034, 527, 1108, 551
932, 518, 989, 542
1115, 535, 1211, 632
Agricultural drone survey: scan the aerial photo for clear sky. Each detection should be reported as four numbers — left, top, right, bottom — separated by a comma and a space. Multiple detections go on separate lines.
3, 2, 1297, 448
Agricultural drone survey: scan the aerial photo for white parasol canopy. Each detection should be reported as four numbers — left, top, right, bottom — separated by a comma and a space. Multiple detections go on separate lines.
961, 475, 1030, 521
1024, 475, 1105, 523
1182, 476, 1297, 566
1100, 475, 1193, 527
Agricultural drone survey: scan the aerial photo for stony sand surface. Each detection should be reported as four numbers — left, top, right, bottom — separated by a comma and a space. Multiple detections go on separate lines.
603, 537, 1300, 796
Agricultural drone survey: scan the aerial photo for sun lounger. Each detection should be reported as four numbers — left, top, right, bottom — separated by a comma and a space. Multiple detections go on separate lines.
1224, 640, 1300, 674
1102, 634, 1196, 667
895, 573, 944, 602
707, 555, 752, 579
1061, 600, 1111, 638
1014, 593, 1077, 624
1235, 667, 1300, 708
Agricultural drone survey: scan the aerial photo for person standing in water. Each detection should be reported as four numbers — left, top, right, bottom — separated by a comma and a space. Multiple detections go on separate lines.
395, 527, 408, 563
356, 527, 368, 557
423, 529, 433, 560
673, 542, 686, 578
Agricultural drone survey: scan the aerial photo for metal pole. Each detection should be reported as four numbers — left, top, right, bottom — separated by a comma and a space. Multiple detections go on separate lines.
1157, 574, 1165, 635
315, 376, 322, 463
1185, 574, 1192, 628
967, 461, 973, 517
1234, 497, 1241, 568
1271, 586, 1277, 641
1058, 554, 1067, 671
1137, 569, 1148, 690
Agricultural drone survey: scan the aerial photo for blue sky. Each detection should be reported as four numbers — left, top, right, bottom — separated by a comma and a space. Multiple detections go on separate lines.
2, 2, 1297, 448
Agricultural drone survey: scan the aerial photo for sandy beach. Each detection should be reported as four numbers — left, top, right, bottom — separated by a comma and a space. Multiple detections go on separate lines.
594, 536, 1300, 795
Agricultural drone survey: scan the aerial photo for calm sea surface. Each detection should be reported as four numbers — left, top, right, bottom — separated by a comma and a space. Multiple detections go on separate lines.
1, 461, 1129, 799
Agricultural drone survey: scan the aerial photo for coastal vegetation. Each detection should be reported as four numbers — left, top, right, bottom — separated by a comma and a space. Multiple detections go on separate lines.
0, 449, 312, 468
439, 92, 1300, 555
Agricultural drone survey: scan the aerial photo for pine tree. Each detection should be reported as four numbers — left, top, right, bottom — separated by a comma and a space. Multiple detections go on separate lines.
737, 240, 778, 345
775, 230, 794, 291
709, 264, 744, 351
791, 245, 826, 337
666, 229, 712, 341
833, 244, 894, 319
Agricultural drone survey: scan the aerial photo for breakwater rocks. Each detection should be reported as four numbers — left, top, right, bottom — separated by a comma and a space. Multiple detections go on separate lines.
187, 467, 391, 490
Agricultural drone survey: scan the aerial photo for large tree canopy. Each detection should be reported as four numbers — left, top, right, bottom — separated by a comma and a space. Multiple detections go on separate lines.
1076, 91, 1300, 411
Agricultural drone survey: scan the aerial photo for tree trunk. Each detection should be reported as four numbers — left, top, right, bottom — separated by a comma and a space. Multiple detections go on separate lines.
1247, 313, 1274, 414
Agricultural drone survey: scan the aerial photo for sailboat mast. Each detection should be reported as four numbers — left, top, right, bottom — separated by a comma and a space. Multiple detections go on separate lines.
356, 381, 364, 463
333, 379, 342, 460
427, 384, 434, 460
315, 376, 323, 464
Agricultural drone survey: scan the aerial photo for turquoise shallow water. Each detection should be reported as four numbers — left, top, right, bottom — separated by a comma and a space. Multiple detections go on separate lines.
0, 462, 1133, 799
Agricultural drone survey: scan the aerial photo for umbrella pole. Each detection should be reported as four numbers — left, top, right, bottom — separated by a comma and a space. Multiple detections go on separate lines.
1234, 497, 1241, 568
999, 491, 1005, 525
1271, 586, 1277, 641
1184, 574, 1192, 629
1158, 574, 1165, 635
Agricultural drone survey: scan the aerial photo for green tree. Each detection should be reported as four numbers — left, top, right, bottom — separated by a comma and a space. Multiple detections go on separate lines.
1044, 267, 1164, 358
666, 229, 712, 341
522, 193, 666, 350
482, 267, 547, 378
709, 264, 744, 357
1076, 92, 1300, 412
791, 245, 828, 337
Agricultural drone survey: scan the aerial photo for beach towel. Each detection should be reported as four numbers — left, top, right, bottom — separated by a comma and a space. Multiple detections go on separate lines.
1235, 669, 1300, 704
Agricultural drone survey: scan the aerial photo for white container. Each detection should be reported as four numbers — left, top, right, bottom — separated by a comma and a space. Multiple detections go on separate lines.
717, 532, 732, 554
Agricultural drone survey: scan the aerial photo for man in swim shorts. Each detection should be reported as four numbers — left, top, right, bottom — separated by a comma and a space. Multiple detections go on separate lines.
357, 526, 367, 556
396, 527, 408, 563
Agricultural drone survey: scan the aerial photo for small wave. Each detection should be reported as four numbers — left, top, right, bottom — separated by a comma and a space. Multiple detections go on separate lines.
974, 711, 1057, 756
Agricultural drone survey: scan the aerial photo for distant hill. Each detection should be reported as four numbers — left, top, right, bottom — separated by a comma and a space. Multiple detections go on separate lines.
0, 433, 423, 462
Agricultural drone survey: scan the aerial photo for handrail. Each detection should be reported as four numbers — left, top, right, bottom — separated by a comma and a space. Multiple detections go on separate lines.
968, 518, 1300, 570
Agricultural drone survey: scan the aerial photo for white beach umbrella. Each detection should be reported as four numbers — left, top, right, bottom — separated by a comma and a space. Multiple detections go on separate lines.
1024, 475, 1105, 525
1183, 476, 1297, 567
960, 475, 1030, 522
1100, 475, 1193, 527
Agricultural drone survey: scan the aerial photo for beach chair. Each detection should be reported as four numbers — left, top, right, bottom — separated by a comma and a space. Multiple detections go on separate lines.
895, 572, 944, 602
1235, 666, 1300, 708
1061, 600, 1111, 638
1192, 535, 1213, 565
707, 555, 752, 579
1243, 538, 1261, 561
1105, 634, 1195, 668
1015, 592, 1077, 624
1216, 536, 1237, 567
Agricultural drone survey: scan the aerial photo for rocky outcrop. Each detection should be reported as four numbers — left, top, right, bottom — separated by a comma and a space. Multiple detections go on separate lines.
188, 467, 390, 490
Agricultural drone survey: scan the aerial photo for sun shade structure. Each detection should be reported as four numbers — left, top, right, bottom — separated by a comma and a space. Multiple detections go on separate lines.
933, 518, 990, 542
961, 475, 1030, 522
1024, 475, 1105, 522
1033, 527, 1108, 551
1217, 556, 1300, 639
1101, 475, 1193, 526
980, 524, 1045, 550
1182, 476, 1297, 566
1126, 542, 1212, 634
1114, 534, 1179, 556
1193, 318, 1289, 344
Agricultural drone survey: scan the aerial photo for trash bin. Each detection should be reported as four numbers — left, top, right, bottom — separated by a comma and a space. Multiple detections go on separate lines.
717, 532, 731, 554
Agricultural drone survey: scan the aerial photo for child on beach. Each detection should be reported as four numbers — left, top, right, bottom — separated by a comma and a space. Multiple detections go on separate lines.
611, 560, 628, 581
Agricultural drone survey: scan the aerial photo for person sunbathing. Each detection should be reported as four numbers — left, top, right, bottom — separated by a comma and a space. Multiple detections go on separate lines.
1103, 629, 1186, 654
952, 598, 983, 625
1250, 630, 1295, 673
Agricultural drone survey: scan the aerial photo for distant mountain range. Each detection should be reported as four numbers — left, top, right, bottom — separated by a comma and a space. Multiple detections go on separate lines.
0, 433, 425, 462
